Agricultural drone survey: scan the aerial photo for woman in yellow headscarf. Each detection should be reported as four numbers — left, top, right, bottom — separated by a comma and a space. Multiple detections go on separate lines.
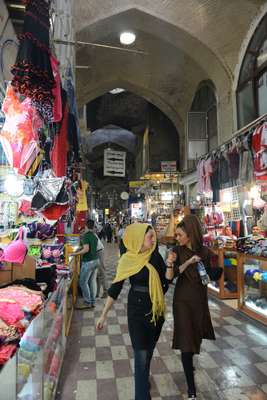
96, 223, 174, 400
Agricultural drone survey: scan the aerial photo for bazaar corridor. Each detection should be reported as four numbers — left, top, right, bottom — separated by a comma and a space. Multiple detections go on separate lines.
57, 244, 267, 400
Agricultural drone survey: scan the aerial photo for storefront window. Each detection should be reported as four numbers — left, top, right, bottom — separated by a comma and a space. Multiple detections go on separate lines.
258, 70, 267, 116
190, 81, 218, 153
237, 13, 267, 128
237, 81, 255, 127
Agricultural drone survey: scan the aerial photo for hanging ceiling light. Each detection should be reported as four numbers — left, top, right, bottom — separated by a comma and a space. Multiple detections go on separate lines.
120, 32, 136, 45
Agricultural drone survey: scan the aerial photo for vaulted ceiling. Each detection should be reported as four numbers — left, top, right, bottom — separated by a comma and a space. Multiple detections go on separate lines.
75, 0, 265, 141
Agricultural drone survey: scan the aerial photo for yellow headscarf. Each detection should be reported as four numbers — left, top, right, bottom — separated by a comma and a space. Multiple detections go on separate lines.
113, 223, 165, 324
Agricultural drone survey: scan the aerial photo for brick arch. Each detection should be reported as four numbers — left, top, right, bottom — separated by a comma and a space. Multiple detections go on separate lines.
79, 79, 185, 166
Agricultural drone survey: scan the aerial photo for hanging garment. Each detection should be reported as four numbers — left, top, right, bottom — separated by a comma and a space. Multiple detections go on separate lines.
41, 203, 69, 221
227, 147, 240, 184
210, 157, 220, 203
203, 157, 213, 193
219, 152, 230, 188
11, 0, 55, 122
50, 98, 68, 177
252, 123, 267, 181
196, 159, 205, 194
76, 180, 89, 212
63, 63, 80, 142
68, 112, 80, 161
50, 55, 62, 123
239, 133, 254, 184
31, 177, 68, 211
0, 85, 42, 175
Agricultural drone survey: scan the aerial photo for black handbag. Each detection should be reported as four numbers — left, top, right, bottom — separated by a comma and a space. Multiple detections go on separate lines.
207, 267, 223, 281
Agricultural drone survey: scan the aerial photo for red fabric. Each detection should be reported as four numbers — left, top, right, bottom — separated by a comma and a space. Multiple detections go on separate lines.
50, 102, 68, 177
42, 204, 69, 220
50, 55, 62, 123
252, 124, 267, 180
0, 344, 17, 365
0, 287, 43, 313
19, 200, 35, 217
73, 211, 87, 233
0, 302, 24, 325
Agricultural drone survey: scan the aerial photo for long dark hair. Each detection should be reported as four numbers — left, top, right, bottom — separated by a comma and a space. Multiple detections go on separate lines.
177, 215, 203, 253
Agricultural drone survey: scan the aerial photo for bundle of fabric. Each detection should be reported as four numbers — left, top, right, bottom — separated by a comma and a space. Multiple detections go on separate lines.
0, 285, 43, 365
11, 0, 55, 122
237, 237, 267, 256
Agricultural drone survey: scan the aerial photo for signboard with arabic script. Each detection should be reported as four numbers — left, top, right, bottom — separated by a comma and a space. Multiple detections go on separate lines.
104, 149, 126, 177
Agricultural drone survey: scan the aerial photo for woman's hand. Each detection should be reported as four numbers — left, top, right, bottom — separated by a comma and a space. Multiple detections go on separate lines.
166, 250, 177, 266
96, 315, 106, 331
188, 255, 201, 264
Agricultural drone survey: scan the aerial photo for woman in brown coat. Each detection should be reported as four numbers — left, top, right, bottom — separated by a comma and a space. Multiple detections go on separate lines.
166, 215, 215, 400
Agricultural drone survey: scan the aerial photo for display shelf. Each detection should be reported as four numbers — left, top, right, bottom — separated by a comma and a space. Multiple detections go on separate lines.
0, 251, 79, 399
208, 248, 240, 300
238, 253, 267, 326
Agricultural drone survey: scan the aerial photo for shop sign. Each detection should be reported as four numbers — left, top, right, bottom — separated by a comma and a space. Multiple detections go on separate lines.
131, 203, 143, 218
129, 181, 146, 188
161, 161, 177, 173
104, 149, 126, 177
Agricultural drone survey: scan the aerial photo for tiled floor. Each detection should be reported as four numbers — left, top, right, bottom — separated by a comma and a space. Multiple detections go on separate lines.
56, 243, 267, 400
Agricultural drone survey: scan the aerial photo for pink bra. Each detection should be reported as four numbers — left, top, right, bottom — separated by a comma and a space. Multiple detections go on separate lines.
0, 227, 28, 264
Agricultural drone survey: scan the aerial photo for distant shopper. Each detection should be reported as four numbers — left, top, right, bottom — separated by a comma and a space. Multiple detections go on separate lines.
71, 219, 99, 309
105, 222, 113, 243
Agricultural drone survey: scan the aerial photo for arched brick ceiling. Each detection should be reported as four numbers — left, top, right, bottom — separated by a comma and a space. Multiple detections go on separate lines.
75, 1, 265, 162
74, 1, 264, 74
86, 125, 137, 154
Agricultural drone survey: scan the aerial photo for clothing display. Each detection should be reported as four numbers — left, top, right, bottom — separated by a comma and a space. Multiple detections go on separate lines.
0, 85, 42, 175
11, 0, 55, 122
76, 180, 89, 212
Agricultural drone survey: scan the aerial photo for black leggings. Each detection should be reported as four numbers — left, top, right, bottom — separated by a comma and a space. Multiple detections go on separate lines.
181, 352, 196, 396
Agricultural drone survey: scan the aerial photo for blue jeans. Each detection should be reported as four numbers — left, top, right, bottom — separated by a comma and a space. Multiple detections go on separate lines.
79, 260, 99, 305
134, 347, 154, 400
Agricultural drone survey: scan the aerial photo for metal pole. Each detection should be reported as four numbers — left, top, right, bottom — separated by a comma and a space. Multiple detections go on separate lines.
54, 38, 148, 55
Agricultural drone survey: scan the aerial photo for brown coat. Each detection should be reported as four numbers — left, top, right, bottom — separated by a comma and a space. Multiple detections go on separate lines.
172, 245, 215, 354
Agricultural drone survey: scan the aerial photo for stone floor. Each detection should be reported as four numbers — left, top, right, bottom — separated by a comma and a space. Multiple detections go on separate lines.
56, 243, 267, 400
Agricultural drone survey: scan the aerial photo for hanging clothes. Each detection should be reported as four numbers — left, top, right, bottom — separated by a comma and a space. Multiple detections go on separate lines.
227, 146, 240, 184
252, 123, 267, 181
238, 133, 254, 184
50, 91, 68, 177
196, 159, 205, 194
0, 84, 42, 175
76, 180, 89, 212
11, 0, 55, 122
50, 55, 62, 123
63, 63, 81, 142
210, 157, 220, 203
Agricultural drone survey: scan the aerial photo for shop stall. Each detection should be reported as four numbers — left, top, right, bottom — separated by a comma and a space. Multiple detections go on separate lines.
0, 0, 85, 396
191, 114, 267, 323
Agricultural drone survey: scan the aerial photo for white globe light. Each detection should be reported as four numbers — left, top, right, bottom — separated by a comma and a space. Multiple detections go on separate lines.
120, 32, 136, 45
4, 174, 23, 196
